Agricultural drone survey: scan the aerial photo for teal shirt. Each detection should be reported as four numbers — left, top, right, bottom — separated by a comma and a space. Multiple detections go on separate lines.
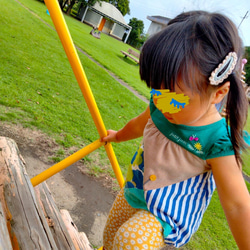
124, 97, 250, 245
149, 96, 235, 160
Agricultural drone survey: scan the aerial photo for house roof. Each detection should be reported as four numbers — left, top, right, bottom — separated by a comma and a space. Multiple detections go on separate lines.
147, 15, 171, 26
91, 1, 130, 28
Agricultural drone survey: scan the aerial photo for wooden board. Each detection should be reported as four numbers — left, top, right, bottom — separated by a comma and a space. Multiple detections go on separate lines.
60, 209, 93, 250
0, 136, 93, 249
0, 202, 12, 250
0, 136, 57, 249
35, 182, 78, 249
121, 50, 139, 64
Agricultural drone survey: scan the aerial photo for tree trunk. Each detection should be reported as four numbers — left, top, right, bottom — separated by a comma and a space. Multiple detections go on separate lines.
66, 0, 76, 15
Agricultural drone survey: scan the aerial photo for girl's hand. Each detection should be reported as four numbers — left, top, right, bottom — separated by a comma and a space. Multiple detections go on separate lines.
101, 130, 118, 143
101, 106, 150, 144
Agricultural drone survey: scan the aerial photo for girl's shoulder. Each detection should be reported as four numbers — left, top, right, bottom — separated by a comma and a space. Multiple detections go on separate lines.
205, 127, 234, 159
176, 118, 234, 160
206, 124, 250, 160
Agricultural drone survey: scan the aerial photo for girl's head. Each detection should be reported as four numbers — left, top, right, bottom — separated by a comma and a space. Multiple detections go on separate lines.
140, 11, 242, 93
140, 11, 248, 164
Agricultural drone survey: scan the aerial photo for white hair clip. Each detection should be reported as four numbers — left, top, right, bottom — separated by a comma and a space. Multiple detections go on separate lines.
209, 52, 238, 86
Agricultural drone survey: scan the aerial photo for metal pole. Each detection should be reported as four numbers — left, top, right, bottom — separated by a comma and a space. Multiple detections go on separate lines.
238, 11, 249, 29
33, 0, 124, 187
31, 140, 105, 186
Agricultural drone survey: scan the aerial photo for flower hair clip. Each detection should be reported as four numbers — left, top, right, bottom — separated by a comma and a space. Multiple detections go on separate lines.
209, 52, 238, 86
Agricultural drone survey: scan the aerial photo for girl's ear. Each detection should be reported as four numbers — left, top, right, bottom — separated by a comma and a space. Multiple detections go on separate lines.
211, 82, 230, 104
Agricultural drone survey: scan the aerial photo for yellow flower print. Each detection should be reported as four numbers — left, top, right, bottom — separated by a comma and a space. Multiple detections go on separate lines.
194, 142, 202, 151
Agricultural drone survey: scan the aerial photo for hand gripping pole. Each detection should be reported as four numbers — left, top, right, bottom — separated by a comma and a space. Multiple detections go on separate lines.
31, 0, 124, 188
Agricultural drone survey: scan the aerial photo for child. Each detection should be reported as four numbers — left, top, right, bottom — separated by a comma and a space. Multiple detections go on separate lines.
101, 11, 250, 249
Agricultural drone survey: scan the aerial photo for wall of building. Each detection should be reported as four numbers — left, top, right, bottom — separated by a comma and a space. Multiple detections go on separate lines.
147, 22, 162, 37
102, 19, 113, 34
84, 9, 101, 27
111, 23, 126, 40
79, 6, 131, 42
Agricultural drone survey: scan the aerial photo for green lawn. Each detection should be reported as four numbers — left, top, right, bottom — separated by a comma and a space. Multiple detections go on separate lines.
243, 108, 250, 175
1, 0, 250, 249
0, 0, 147, 173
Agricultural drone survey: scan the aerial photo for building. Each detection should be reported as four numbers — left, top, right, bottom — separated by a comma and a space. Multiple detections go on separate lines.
146, 15, 171, 37
79, 1, 132, 43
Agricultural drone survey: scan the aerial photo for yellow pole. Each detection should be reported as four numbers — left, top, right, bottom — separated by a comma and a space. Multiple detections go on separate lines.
104, 143, 124, 187
31, 140, 104, 186
44, 0, 104, 136
42, 0, 124, 187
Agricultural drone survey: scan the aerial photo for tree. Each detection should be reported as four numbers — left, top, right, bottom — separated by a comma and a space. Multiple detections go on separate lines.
244, 47, 250, 86
127, 18, 145, 49
59, 0, 130, 18
103, 0, 130, 16
59, 0, 100, 15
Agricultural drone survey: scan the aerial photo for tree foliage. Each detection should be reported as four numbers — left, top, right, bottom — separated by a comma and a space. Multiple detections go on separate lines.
58, 0, 129, 16
58, 0, 100, 15
244, 47, 250, 86
127, 18, 146, 49
103, 0, 130, 16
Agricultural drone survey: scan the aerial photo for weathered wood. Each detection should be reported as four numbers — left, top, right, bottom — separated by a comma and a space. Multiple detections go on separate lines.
34, 182, 77, 250
60, 209, 93, 250
0, 136, 93, 250
121, 49, 139, 64
0, 202, 12, 250
0, 136, 57, 249
127, 48, 140, 59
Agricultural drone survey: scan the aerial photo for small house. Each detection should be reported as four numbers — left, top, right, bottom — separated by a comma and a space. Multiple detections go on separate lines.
79, 1, 132, 43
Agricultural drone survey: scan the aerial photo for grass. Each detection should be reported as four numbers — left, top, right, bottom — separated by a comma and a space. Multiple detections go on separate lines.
1, 0, 250, 249
0, 0, 147, 174
184, 190, 237, 250
15, 0, 151, 100
243, 108, 250, 175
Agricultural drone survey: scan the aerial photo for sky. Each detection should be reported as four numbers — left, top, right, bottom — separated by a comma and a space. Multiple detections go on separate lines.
124, 0, 250, 46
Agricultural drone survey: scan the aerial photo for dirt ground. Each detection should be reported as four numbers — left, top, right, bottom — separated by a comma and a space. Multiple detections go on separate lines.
0, 122, 117, 248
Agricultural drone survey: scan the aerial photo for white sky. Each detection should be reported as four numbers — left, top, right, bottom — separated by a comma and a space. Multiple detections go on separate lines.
124, 0, 250, 46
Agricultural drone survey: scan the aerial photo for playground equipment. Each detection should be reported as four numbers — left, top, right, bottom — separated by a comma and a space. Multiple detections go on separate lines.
0, 137, 93, 249
31, 0, 124, 188
0, 0, 125, 248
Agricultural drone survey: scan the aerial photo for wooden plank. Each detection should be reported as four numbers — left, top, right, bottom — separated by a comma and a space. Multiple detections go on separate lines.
0, 136, 57, 249
0, 136, 93, 249
35, 182, 77, 250
128, 48, 140, 58
60, 209, 93, 250
120, 50, 139, 64
121, 50, 129, 57
0, 202, 12, 250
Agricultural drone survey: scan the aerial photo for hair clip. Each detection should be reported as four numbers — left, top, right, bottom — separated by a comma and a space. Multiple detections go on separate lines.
209, 52, 238, 86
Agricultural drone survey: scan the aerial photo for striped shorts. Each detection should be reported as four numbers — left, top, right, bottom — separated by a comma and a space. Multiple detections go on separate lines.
103, 188, 165, 250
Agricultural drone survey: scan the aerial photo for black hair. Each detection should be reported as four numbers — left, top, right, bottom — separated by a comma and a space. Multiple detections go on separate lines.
140, 11, 248, 165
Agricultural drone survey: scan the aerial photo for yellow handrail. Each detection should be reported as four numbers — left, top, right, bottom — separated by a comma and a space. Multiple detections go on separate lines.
32, 0, 124, 187
31, 140, 104, 186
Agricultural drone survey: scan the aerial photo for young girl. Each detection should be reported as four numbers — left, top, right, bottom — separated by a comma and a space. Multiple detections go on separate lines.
101, 11, 250, 249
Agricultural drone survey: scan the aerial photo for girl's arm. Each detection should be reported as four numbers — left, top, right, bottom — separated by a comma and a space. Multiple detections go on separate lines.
208, 156, 250, 249
101, 105, 150, 143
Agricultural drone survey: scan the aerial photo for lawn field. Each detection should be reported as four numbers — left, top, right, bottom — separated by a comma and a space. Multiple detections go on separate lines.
1, 0, 250, 249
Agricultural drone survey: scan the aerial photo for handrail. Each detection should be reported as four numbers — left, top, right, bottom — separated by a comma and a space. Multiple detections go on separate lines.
31, 0, 124, 188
